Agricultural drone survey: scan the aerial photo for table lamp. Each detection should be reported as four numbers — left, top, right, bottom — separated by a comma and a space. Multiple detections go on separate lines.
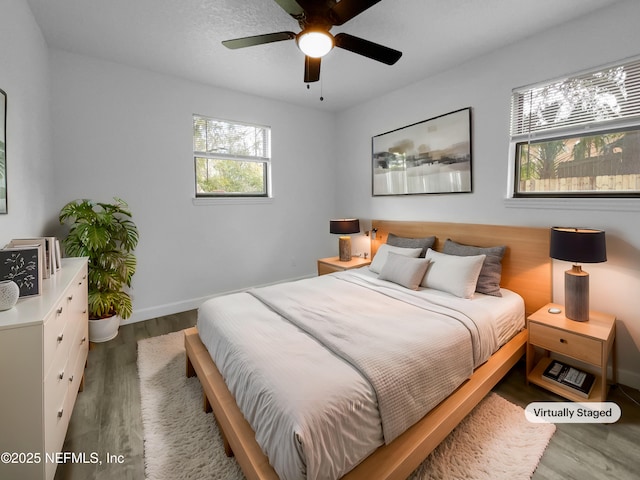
330, 219, 360, 262
549, 227, 607, 321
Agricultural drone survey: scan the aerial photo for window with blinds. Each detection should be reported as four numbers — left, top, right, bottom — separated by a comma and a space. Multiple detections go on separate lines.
193, 115, 271, 197
510, 57, 640, 197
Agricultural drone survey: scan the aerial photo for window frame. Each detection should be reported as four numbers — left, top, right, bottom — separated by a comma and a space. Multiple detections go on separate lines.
510, 56, 640, 199
193, 114, 272, 199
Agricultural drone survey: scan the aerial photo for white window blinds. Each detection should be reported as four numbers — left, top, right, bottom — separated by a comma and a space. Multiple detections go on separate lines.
510, 57, 640, 140
193, 116, 270, 162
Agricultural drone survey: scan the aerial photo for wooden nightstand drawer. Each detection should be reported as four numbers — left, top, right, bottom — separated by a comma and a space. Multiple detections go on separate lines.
529, 322, 602, 365
318, 261, 342, 276
317, 256, 371, 276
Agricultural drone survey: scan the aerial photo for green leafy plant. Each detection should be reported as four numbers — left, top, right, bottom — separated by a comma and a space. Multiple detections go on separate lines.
59, 198, 139, 320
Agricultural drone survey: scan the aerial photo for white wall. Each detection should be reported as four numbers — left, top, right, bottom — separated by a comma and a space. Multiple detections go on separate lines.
335, 1, 640, 388
49, 50, 338, 322
0, 1, 54, 245
5, 0, 638, 387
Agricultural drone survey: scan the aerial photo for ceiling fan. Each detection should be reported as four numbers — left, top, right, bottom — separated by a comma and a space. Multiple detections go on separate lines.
222, 0, 402, 83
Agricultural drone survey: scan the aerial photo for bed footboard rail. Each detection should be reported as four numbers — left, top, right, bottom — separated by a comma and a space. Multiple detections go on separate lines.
184, 327, 279, 480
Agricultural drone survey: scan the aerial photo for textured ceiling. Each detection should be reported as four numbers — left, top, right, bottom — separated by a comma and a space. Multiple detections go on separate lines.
26, 0, 621, 111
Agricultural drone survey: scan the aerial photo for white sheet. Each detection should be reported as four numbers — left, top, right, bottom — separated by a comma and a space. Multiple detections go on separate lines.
197, 268, 524, 480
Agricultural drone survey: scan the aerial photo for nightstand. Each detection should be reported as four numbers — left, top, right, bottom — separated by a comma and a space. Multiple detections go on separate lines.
526, 303, 616, 402
317, 256, 371, 276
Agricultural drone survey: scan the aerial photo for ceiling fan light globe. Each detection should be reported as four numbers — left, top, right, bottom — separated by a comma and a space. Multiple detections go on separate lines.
297, 30, 334, 58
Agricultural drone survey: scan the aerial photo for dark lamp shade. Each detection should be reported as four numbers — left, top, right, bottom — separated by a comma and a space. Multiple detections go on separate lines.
550, 227, 607, 263
330, 219, 360, 235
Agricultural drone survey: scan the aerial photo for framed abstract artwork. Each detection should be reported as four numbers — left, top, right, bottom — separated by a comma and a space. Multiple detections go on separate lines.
372, 107, 472, 196
0, 88, 6, 214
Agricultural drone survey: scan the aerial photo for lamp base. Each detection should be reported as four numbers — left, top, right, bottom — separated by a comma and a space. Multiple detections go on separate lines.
565, 265, 589, 322
338, 236, 352, 262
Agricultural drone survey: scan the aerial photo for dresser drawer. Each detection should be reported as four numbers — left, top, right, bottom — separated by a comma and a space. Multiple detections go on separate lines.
68, 266, 88, 321
44, 359, 69, 455
529, 322, 602, 365
43, 302, 71, 378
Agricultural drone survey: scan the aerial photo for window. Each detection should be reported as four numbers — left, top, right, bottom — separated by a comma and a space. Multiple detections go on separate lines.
193, 115, 271, 197
510, 57, 640, 197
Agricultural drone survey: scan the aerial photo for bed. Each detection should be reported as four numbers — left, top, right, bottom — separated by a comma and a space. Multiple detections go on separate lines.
184, 220, 551, 480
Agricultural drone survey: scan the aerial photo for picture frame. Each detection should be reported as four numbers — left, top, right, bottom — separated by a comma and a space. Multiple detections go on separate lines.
372, 107, 472, 196
0, 246, 41, 298
0, 88, 6, 214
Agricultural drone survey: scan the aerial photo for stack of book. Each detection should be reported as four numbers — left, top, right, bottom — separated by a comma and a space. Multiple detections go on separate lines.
0, 237, 62, 298
542, 359, 596, 398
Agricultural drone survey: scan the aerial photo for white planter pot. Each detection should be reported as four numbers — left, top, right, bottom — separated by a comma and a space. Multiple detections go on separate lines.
88, 315, 121, 342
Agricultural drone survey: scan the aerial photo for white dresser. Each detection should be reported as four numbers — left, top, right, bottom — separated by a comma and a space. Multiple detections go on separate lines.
0, 257, 89, 480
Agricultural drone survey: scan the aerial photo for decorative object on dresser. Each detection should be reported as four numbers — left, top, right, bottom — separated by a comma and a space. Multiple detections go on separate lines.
59, 197, 139, 342
8, 237, 61, 279
526, 302, 615, 402
0, 279, 19, 310
329, 218, 360, 261
372, 107, 472, 196
0, 258, 89, 480
549, 227, 607, 321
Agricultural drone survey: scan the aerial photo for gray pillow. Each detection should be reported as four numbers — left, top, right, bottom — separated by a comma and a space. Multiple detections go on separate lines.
378, 252, 430, 290
442, 239, 506, 297
387, 233, 436, 258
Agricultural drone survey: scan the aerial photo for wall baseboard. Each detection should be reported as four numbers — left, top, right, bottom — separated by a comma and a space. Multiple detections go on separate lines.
120, 273, 315, 326
617, 368, 640, 392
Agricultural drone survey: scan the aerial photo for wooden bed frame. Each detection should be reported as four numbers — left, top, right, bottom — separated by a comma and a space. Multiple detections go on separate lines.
184, 221, 551, 480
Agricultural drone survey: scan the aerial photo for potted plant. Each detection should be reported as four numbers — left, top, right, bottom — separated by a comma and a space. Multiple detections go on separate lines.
59, 197, 139, 342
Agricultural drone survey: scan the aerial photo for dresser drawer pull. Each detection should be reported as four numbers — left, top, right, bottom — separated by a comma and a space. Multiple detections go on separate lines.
57, 409, 64, 418
57, 307, 63, 315
58, 371, 65, 380
560, 338, 568, 344
69, 375, 74, 383
81, 336, 87, 344
68, 294, 73, 301
57, 333, 64, 343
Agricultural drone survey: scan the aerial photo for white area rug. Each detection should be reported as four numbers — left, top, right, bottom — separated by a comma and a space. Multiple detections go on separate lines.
138, 331, 555, 480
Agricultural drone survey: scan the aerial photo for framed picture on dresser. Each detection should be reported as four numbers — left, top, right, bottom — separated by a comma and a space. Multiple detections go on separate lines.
0, 246, 41, 297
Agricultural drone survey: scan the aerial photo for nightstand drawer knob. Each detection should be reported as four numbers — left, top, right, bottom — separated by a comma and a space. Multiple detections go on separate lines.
560, 338, 567, 344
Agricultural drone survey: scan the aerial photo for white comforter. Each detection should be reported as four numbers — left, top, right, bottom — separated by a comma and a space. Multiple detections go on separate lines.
197, 269, 523, 480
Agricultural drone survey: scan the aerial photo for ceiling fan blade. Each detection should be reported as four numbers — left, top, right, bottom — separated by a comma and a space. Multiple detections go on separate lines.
273, 0, 306, 19
329, 0, 382, 26
304, 56, 321, 83
222, 31, 295, 49
334, 32, 402, 65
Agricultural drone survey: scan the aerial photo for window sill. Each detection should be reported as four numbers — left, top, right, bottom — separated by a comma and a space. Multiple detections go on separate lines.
504, 197, 640, 212
192, 197, 274, 206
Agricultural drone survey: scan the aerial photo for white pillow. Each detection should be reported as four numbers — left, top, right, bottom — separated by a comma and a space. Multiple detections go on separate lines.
369, 244, 423, 273
421, 249, 486, 298
378, 252, 430, 290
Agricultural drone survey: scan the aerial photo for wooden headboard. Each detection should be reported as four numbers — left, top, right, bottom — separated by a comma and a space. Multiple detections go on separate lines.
371, 220, 551, 316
